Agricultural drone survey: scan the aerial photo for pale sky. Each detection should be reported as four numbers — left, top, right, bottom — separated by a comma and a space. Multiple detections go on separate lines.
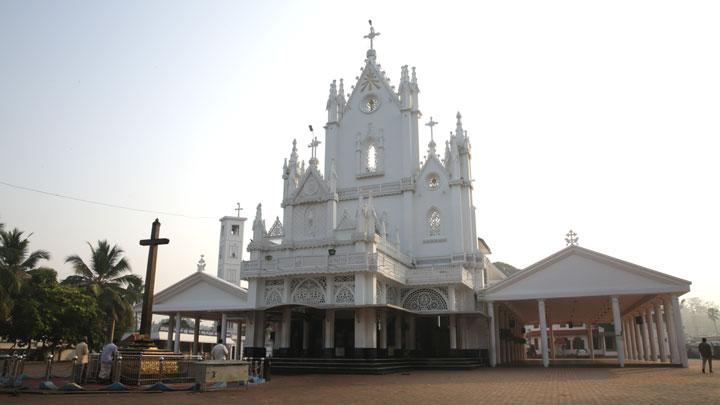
1, 1, 719, 304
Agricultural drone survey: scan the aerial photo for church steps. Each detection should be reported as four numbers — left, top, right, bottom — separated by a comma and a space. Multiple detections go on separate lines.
270, 357, 485, 375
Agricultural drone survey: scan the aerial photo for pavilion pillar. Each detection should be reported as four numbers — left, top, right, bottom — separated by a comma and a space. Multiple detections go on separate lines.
449, 314, 457, 351
193, 316, 201, 355
641, 311, 652, 361
488, 302, 497, 367
628, 317, 638, 360
494, 309, 501, 365
663, 298, 679, 364
174, 312, 182, 353
645, 307, 659, 361
549, 323, 556, 360
324, 309, 335, 357
654, 302, 668, 362
220, 313, 228, 344
586, 324, 595, 360
634, 315, 645, 360
498, 311, 506, 364
166, 315, 175, 350
538, 299, 549, 368
670, 295, 688, 367
611, 296, 624, 367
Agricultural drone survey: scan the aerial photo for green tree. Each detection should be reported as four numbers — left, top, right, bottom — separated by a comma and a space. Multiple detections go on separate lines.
10, 268, 105, 355
64, 240, 142, 342
0, 227, 50, 329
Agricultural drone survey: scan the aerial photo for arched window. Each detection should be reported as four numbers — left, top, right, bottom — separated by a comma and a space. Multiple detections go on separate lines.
428, 208, 441, 236
367, 143, 377, 172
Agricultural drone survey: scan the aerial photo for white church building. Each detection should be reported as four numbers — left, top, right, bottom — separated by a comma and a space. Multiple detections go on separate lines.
146, 25, 691, 370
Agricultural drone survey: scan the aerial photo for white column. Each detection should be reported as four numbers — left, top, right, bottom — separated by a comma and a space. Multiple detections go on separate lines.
634, 316, 645, 360
641, 310, 651, 361
174, 312, 182, 353
193, 316, 201, 355
166, 315, 175, 350
671, 295, 688, 368
646, 308, 659, 361
449, 314, 457, 350
325, 309, 335, 353
664, 297, 680, 364
538, 299, 549, 368
611, 296, 625, 367
220, 313, 228, 344
629, 318, 639, 360
488, 302, 497, 367
654, 302, 668, 362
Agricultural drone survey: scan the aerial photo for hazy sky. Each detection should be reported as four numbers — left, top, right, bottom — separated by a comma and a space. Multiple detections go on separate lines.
1, 1, 719, 304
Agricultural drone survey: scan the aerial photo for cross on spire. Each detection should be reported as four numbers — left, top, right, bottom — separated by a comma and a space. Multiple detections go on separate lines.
235, 202, 243, 217
364, 19, 380, 50
565, 230, 579, 246
425, 116, 438, 141
308, 125, 321, 163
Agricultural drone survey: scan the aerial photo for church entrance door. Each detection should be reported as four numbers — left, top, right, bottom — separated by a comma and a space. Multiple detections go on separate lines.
415, 316, 450, 357
334, 310, 355, 358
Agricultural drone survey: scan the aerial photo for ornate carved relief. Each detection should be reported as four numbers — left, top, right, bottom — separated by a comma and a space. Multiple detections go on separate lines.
264, 279, 284, 306
402, 288, 448, 312
333, 275, 355, 305
292, 205, 326, 240
291, 278, 326, 305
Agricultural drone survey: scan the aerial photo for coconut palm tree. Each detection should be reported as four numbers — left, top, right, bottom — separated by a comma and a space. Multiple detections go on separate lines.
708, 306, 720, 336
0, 227, 51, 322
64, 240, 142, 341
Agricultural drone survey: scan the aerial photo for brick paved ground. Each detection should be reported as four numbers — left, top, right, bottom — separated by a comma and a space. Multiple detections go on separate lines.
4, 359, 717, 404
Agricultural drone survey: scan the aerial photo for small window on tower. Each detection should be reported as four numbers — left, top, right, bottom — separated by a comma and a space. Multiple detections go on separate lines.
231, 225, 239, 235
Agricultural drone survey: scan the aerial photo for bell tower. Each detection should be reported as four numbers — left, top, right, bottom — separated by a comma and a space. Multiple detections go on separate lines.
217, 203, 246, 285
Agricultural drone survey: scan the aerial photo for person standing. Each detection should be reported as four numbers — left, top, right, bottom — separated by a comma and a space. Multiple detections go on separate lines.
98, 340, 118, 382
211, 339, 229, 360
74, 337, 89, 383
698, 338, 713, 374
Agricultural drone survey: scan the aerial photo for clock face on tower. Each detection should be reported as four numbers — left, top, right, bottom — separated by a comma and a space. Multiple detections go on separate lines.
361, 94, 380, 114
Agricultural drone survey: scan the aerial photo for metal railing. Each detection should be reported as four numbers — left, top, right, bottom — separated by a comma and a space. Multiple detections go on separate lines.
2, 353, 260, 388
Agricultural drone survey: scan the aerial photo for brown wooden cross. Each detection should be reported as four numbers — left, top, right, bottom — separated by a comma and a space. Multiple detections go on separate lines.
138, 218, 170, 337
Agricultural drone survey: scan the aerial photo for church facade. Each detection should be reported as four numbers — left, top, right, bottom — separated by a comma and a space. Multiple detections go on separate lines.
233, 27, 504, 360
149, 26, 691, 370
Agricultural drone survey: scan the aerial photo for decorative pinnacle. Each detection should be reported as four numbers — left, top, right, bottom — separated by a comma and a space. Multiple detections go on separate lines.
565, 230, 579, 246
197, 254, 206, 272
455, 111, 464, 135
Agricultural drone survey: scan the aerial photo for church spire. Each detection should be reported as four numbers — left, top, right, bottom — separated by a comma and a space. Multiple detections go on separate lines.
455, 111, 464, 138
326, 80, 338, 123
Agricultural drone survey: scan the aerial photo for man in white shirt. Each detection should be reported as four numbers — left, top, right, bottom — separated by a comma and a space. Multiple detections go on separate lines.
74, 336, 89, 383
98, 340, 118, 382
211, 339, 229, 360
